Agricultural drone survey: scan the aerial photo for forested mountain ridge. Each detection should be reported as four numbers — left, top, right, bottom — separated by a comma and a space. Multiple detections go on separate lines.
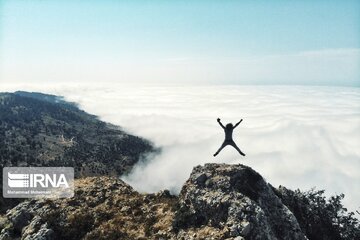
0, 91, 154, 212
0, 91, 154, 175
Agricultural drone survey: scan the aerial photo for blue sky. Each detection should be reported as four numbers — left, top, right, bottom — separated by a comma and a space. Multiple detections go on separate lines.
0, 0, 359, 86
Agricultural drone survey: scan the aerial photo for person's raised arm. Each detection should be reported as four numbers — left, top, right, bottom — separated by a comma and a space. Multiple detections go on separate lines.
217, 118, 225, 129
233, 119, 243, 128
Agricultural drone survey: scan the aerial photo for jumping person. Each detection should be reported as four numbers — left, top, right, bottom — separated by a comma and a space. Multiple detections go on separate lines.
214, 118, 245, 157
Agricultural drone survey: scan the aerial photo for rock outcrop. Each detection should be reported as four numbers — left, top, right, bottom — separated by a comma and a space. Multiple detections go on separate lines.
1, 164, 358, 240
0, 177, 178, 240
174, 164, 307, 240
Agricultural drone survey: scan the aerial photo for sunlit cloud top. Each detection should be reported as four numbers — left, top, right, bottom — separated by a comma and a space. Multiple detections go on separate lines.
0, 0, 359, 86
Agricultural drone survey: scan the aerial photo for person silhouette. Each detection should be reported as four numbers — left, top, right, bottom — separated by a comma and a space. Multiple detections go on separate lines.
214, 118, 245, 157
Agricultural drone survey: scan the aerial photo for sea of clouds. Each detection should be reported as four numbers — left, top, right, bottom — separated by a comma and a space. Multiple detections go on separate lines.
1, 84, 359, 213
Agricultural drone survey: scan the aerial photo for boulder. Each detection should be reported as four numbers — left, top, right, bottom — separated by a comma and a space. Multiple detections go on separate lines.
174, 163, 308, 240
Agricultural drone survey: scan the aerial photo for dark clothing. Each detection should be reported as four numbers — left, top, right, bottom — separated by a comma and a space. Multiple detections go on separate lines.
214, 140, 245, 156
225, 127, 233, 140
214, 119, 245, 157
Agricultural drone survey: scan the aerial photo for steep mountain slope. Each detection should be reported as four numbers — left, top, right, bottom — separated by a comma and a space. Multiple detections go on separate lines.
0, 92, 154, 175
1, 164, 358, 240
0, 91, 154, 212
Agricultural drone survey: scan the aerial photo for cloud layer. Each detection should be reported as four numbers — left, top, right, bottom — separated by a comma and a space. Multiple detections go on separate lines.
1, 84, 359, 213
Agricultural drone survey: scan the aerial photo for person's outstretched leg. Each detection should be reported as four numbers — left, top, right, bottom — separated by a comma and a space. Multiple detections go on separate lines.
214, 142, 227, 157
230, 141, 245, 156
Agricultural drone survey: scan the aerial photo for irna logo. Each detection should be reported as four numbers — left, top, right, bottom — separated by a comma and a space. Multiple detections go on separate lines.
3, 167, 74, 198
7, 172, 69, 188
